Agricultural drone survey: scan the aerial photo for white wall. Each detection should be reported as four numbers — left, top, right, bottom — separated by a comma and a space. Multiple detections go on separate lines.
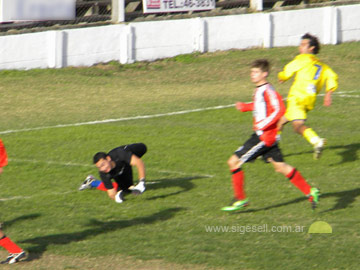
339, 5, 360, 42
0, 32, 48, 70
0, 4, 359, 70
64, 25, 122, 67
130, 19, 202, 62
205, 13, 266, 51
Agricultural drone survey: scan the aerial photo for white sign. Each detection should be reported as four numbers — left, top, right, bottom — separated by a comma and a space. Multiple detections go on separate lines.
143, 0, 215, 13
0, 0, 76, 22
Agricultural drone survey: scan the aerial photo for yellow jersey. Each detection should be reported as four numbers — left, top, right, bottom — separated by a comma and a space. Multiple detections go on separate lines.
278, 54, 338, 110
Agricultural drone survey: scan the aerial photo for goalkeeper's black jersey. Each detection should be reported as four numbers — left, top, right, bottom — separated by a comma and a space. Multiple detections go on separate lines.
99, 146, 132, 189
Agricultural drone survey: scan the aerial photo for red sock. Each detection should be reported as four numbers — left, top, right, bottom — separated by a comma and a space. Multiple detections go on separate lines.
96, 182, 118, 191
231, 168, 246, 200
0, 139, 8, 167
0, 236, 23, 254
287, 168, 311, 196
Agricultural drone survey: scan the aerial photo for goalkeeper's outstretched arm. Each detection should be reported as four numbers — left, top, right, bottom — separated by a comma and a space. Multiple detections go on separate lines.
130, 154, 146, 182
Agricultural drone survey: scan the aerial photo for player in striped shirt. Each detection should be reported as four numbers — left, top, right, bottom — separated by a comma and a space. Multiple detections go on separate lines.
277, 33, 338, 159
221, 59, 319, 212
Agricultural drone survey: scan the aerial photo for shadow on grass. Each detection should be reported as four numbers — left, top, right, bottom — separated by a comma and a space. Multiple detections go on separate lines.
320, 188, 360, 213
328, 143, 360, 165
146, 175, 211, 200
283, 143, 360, 165
233, 188, 360, 214
1, 214, 41, 229
20, 207, 184, 262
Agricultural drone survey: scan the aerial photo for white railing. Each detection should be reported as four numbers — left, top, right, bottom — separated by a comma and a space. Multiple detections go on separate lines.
0, 4, 359, 70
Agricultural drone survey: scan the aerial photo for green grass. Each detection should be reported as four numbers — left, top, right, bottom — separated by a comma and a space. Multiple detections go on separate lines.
0, 42, 359, 269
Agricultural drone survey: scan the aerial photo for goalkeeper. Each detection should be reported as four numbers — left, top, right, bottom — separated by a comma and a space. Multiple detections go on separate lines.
277, 33, 338, 159
79, 143, 147, 203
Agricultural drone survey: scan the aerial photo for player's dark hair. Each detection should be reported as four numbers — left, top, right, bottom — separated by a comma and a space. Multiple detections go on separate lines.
301, 33, 320, 54
93, 152, 107, 164
251, 59, 270, 73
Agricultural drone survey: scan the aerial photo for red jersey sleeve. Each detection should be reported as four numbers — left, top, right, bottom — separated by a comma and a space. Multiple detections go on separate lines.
236, 102, 254, 112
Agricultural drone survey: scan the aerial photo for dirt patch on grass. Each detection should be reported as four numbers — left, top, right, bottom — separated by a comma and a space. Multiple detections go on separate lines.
0, 251, 220, 270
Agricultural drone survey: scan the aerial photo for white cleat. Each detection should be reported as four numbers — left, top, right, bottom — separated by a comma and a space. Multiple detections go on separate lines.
79, 175, 96, 191
1, 251, 26, 264
314, 138, 326, 160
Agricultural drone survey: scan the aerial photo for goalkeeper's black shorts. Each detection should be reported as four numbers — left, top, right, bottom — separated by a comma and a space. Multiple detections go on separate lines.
113, 143, 147, 192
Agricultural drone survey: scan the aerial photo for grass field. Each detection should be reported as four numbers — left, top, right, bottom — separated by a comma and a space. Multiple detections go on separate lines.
0, 42, 359, 270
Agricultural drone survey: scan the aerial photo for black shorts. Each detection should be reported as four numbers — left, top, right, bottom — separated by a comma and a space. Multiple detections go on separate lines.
114, 143, 147, 192
114, 165, 134, 192
234, 133, 284, 163
121, 143, 147, 159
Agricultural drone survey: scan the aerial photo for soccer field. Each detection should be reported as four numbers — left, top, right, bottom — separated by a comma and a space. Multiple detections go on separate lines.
0, 43, 359, 270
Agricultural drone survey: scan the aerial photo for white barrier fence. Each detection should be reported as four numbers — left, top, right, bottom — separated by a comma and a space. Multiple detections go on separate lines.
0, 4, 359, 70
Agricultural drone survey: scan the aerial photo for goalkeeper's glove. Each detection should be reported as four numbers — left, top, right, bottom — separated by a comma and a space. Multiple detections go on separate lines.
132, 178, 146, 195
115, 190, 124, 203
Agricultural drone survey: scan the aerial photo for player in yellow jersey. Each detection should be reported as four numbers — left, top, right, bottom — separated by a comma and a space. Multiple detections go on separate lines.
277, 33, 338, 159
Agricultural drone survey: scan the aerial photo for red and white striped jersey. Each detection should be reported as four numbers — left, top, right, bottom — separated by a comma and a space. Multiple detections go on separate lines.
245, 83, 285, 146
